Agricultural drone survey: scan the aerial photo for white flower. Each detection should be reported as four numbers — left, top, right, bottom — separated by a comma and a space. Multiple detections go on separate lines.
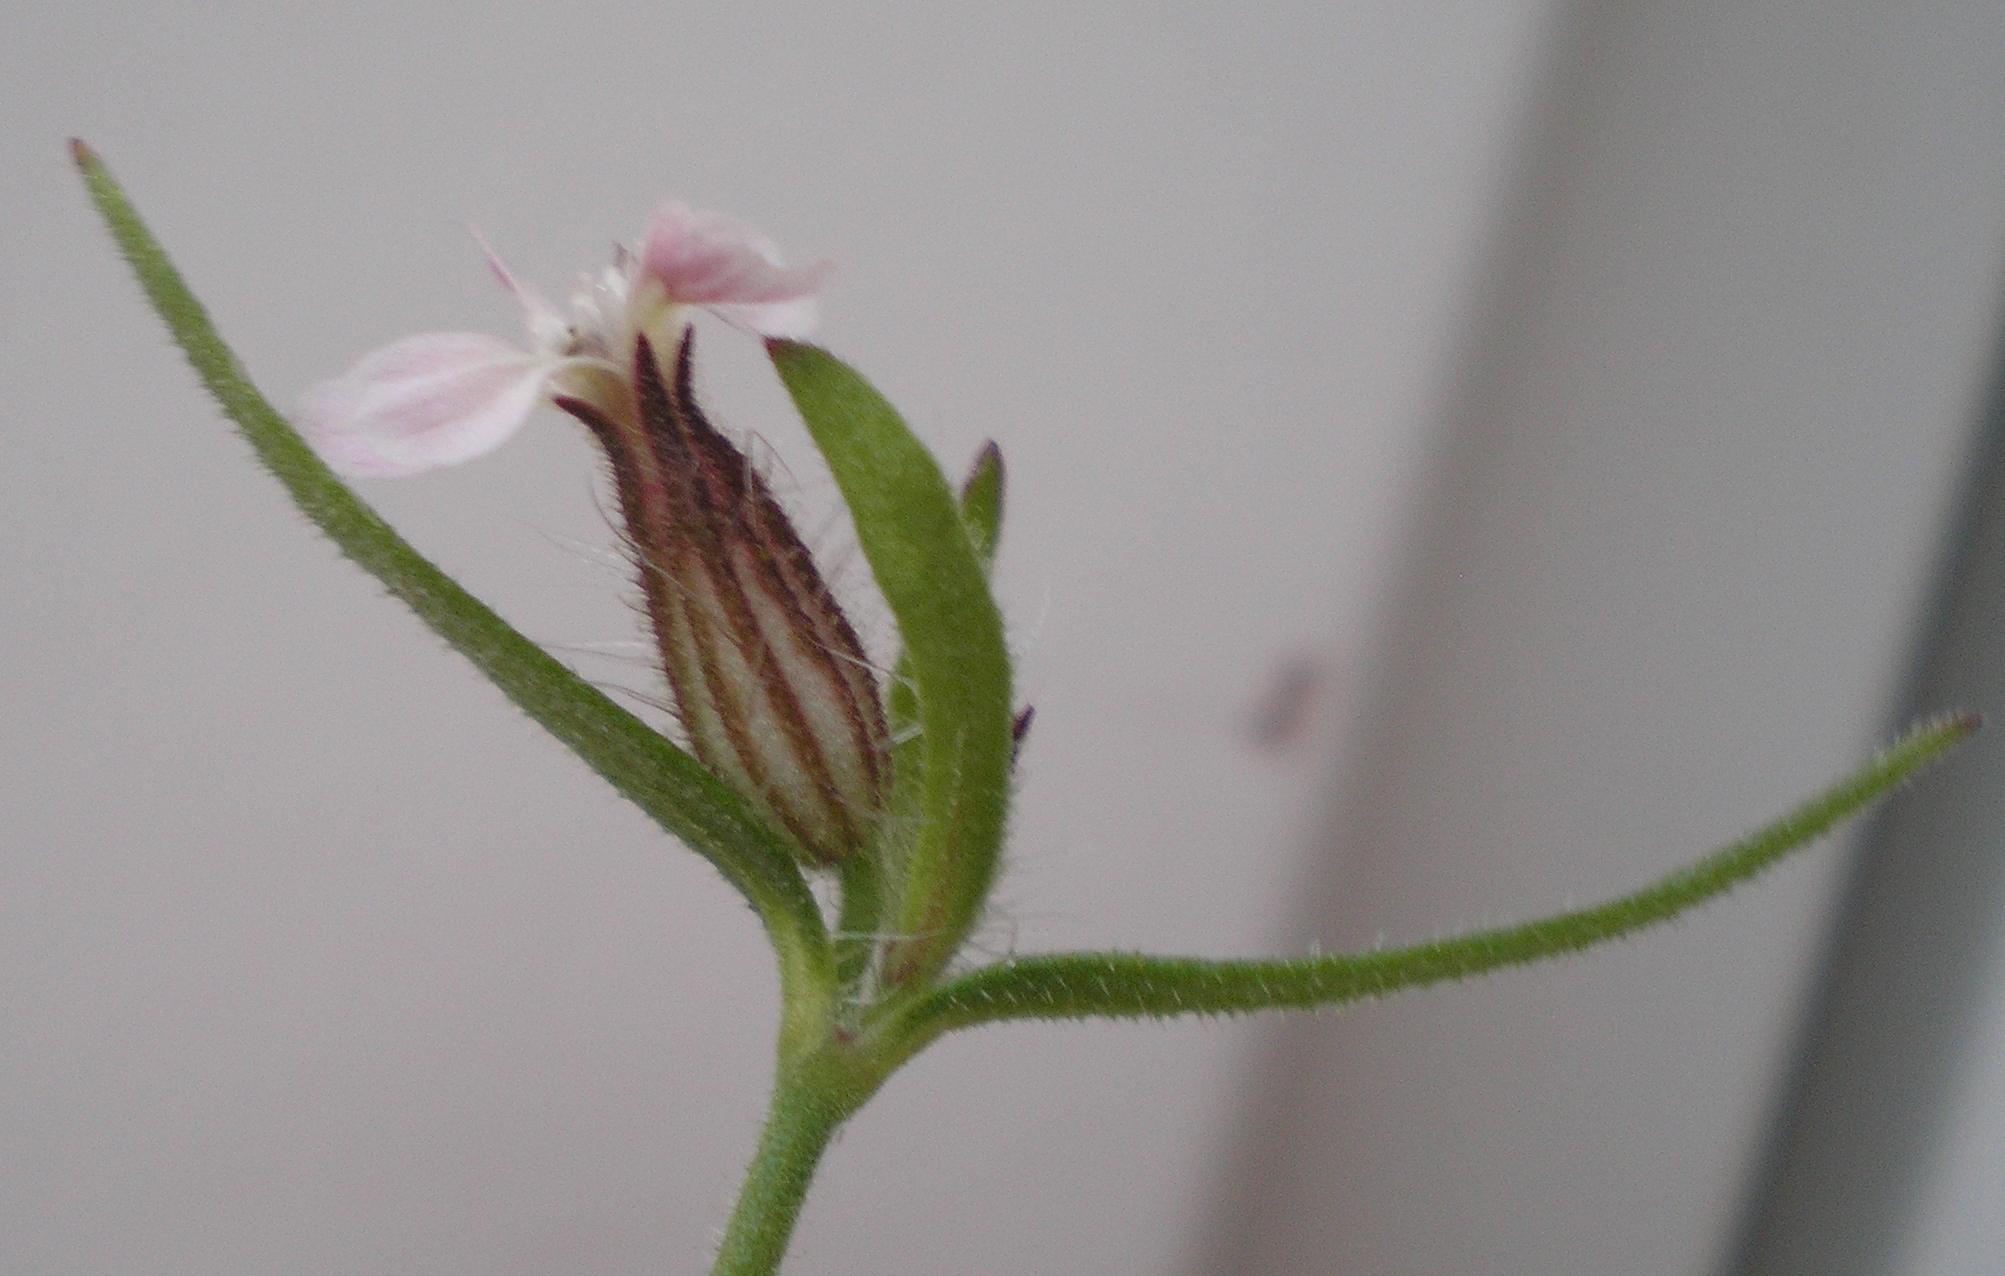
299, 203, 831, 477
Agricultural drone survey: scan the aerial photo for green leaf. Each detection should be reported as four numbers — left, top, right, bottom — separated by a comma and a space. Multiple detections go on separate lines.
72, 142, 832, 1026
883, 441, 1006, 794
838, 443, 1007, 995
886, 713, 1978, 1047
769, 344, 1014, 987
957, 440, 1006, 566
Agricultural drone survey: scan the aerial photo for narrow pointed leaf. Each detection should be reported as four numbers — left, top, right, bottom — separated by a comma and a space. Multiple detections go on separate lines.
887, 713, 1978, 1046
769, 343, 1013, 986
73, 142, 831, 1007
885, 441, 1006, 765
848, 447, 1005, 993
958, 440, 1006, 565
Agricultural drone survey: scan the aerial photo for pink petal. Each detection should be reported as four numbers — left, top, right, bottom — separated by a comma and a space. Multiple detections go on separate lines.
702, 295, 824, 339
297, 333, 553, 477
640, 201, 833, 338
471, 227, 569, 348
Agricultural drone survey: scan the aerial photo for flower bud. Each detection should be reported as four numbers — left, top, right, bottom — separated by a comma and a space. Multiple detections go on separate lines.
555, 331, 889, 864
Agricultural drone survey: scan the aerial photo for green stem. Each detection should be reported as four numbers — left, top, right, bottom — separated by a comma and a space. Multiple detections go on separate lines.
710, 1069, 864, 1276
883, 713, 1977, 1052
833, 854, 886, 997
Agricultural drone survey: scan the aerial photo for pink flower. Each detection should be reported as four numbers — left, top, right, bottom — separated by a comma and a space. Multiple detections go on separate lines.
299, 203, 831, 477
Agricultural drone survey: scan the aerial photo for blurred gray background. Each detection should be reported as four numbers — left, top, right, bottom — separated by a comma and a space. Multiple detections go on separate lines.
7, 1, 2005, 1272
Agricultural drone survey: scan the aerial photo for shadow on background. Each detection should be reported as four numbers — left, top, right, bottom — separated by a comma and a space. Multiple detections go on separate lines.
1726, 281, 2005, 1276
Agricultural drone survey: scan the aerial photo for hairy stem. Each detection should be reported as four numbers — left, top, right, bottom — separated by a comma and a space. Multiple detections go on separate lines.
833, 854, 887, 997
885, 714, 1977, 1050
710, 1067, 867, 1276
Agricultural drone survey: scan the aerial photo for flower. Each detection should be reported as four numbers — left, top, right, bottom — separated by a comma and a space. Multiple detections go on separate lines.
299, 203, 886, 864
298, 202, 832, 478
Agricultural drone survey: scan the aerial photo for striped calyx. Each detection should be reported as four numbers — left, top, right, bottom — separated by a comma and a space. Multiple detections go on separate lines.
555, 331, 889, 864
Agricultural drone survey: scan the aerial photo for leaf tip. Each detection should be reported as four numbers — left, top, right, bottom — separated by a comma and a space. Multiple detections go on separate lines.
958, 441, 1007, 564
68, 137, 99, 170
1916, 708, 1984, 748
965, 440, 1004, 496
1894, 709, 1983, 776
1010, 704, 1035, 762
